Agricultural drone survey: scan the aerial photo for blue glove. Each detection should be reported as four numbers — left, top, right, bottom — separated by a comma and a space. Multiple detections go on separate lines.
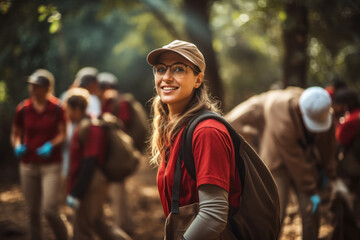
310, 194, 321, 214
319, 169, 328, 189
66, 195, 80, 209
36, 141, 53, 159
14, 144, 27, 158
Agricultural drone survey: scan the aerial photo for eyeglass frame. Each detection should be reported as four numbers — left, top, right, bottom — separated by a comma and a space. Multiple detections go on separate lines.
152, 62, 201, 78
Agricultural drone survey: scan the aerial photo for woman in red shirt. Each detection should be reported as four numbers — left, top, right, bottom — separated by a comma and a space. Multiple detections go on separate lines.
147, 40, 241, 239
11, 69, 68, 240
333, 88, 360, 147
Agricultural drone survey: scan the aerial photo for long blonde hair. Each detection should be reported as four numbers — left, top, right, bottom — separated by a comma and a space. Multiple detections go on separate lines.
149, 82, 220, 166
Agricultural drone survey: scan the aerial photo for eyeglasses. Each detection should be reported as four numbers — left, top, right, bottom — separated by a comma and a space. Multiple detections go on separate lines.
153, 63, 199, 79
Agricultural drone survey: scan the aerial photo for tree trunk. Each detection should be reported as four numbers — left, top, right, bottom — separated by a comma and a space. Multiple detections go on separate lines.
282, 2, 309, 88
183, 0, 224, 105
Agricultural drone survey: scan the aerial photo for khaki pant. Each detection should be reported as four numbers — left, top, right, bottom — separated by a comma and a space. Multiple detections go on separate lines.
20, 162, 68, 240
108, 180, 135, 234
73, 169, 132, 240
272, 166, 320, 240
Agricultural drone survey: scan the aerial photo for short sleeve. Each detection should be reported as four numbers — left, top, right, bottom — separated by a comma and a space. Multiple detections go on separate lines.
13, 103, 25, 128
192, 120, 234, 192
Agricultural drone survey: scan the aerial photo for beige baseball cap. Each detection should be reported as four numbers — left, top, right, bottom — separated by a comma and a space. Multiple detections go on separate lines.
147, 40, 206, 73
27, 69, 54, 87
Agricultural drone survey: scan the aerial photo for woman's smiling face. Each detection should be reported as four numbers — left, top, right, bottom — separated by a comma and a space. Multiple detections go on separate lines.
154, 52, 203, 117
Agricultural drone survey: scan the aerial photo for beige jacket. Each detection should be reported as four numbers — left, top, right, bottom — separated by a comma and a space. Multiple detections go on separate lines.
226, 87, 337, 195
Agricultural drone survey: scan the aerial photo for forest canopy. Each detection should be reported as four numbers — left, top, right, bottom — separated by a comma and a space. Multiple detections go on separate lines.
0, 0, 360, 162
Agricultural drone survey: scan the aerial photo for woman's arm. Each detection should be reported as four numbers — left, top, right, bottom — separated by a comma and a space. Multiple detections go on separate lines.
183, 184, 229, 240
50, 121, 66, 147
10, 124, 22, 148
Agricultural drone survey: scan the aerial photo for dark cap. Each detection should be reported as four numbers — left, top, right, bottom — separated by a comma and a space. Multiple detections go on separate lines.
27, 69, 54, 87
27, 75, 50, 86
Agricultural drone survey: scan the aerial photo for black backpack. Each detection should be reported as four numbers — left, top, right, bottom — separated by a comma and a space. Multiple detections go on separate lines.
171, 110, 280, 239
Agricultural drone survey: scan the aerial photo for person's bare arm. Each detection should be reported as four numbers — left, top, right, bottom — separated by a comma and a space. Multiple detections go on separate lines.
50, 121, 66, 147
10, 124, 22, 148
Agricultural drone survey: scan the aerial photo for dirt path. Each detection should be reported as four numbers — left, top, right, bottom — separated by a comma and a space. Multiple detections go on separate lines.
0, 158, 335, 240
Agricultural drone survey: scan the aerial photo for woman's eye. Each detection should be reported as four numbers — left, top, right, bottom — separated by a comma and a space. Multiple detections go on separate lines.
173, 66, 185, 73
157, 67, 166, 73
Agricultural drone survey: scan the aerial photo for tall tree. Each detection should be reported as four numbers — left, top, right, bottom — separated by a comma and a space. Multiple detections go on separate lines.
282, 1, 309, 88
183, 0, 224, 104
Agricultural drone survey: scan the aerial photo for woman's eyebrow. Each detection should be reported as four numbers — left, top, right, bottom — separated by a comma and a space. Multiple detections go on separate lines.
156, 61, 185, 65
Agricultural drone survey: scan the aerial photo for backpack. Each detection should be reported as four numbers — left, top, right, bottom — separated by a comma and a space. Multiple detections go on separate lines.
78, 113, 140, 182
114, 93, 150, 152
330, 192, 360, 240
171, 110, 280, 239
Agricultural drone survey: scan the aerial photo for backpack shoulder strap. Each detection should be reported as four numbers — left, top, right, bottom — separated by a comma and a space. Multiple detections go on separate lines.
181, 110, 245, 188
112, 94, 125, 117
77, 117, 92, 147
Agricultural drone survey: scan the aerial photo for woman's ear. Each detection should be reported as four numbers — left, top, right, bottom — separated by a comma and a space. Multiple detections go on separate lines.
194, 72, 204, 89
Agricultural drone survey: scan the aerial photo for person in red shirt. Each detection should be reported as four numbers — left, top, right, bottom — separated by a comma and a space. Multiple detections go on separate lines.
97, 72, 136, 235
64, 88, 131, 240
333, 88, 360, 147
146, 40, 241, 239
10, 69, 68, 240
98, 72, 132, 128
333, 89, 360, 182
325, 77, 347, 101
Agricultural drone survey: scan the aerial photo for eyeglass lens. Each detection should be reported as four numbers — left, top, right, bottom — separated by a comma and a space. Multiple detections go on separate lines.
153, 63, 187, 78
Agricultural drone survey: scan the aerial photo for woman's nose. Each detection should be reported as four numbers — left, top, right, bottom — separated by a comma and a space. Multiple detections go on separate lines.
162, 68, 173, 81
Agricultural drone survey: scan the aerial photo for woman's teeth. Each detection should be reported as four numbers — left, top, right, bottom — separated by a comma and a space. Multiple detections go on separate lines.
162, 87, 177, 90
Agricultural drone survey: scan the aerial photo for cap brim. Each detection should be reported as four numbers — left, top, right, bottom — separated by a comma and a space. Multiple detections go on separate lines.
147, 49, 170, 66
27, 76, 49, 86
147, 48, 198, 68
27, 77, 39, 85
302, 112, 332, 133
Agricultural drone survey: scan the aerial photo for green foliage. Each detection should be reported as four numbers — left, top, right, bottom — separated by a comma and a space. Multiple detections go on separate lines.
1, 0, 360, 163
0, 0, 11, 14
0, 81, 7, 103
211, 0, 283, 110
38, 5, 62, 33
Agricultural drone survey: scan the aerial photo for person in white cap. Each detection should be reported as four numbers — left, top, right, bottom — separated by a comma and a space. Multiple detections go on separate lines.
225, 86, 339, 240
60, 67, 101, 181
97, 72, 136, 235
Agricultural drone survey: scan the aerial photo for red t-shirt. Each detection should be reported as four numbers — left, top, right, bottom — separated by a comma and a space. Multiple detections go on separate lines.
336, 109, 360, 147
157, 119, 241, 217
67, 123, 107, 193
325, 86, 335, 100
102, 97, 131, 127
13, 98, 65, 164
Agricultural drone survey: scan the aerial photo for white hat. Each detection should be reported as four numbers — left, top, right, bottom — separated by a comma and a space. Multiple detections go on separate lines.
97, 72, 118, 86
299, 87, 332, 133
76, 67, 98, 79
73, 67, 98, 87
